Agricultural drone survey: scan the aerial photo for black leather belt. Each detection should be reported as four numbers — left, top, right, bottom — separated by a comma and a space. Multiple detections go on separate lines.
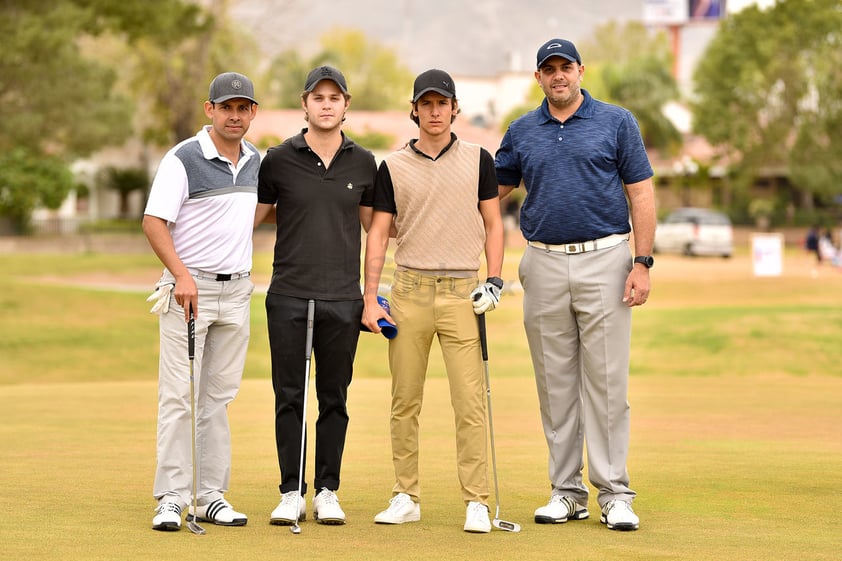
188, 269, 250, 281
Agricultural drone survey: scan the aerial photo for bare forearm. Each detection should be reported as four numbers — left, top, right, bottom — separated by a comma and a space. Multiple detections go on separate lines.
627, 179, 656, 255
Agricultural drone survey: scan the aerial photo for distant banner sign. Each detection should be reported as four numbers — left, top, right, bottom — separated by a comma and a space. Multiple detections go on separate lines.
690, 0, 726, 20
643, 0, 688, 25
751, 233, 784, 277
644, 0, 726, 24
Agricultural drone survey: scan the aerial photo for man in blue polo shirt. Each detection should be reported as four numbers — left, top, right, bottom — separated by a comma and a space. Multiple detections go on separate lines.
495, 38, 656, 532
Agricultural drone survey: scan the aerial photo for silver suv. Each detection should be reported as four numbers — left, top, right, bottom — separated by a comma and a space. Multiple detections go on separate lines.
654, 207, 733, 258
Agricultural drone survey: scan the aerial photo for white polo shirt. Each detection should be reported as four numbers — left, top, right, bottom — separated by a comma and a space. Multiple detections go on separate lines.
145, 126, 260, 274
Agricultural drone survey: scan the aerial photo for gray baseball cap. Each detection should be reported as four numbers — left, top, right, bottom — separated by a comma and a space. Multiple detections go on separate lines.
208, 72, 258, 104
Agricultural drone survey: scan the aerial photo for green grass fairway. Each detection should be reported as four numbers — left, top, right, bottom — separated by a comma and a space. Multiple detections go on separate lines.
2, 237, 841, 560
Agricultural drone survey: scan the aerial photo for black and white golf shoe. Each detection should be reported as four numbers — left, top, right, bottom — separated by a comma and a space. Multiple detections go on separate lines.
152, 502, 182, 531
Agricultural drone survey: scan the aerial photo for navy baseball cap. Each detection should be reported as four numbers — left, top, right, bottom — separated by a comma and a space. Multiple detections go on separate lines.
536, 38, 582, 68
412, 69, 456, 102
304, 66, 349, 93
209, 72, 258, 104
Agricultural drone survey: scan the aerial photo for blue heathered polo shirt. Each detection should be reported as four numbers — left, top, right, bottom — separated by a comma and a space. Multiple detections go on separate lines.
495, 89, 653, 245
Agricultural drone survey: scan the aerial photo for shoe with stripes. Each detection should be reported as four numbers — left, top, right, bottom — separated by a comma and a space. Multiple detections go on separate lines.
600, 499, 639, 531
187, 498, 248, 526
534, 494, 589, 524
152, 502, 182, 531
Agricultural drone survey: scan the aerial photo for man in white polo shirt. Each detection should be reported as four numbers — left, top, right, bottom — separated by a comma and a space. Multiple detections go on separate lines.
143, 72, 259, 531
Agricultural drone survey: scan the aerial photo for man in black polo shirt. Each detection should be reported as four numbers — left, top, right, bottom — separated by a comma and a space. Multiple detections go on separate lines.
255, 66, 377, 526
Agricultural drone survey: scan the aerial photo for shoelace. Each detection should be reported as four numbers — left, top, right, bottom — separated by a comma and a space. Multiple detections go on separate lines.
157, 502, 181, 514
281, 492, 300, 506
605, 500, 633, 515
318, 489, 339, 505
549, 495, 577, 516
388, 494, 412, 511
467, 502, 487, 517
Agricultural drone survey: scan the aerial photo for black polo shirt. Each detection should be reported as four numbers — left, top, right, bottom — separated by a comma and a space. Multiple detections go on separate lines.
258, 129, 376, 300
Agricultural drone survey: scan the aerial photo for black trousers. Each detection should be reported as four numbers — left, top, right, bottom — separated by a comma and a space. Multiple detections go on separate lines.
266, 293, 362, 495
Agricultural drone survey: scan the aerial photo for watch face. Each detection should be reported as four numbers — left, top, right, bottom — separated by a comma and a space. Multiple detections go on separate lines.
635, 256, 654, 268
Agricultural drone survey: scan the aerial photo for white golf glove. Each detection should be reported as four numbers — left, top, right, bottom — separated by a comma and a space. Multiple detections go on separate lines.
471, 278, 502, 315
146, 282, 174, 315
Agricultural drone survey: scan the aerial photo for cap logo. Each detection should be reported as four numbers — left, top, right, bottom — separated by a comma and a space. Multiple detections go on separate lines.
320, 67, 333, 76
547, 43, 563, 50
231, 79, 242, 90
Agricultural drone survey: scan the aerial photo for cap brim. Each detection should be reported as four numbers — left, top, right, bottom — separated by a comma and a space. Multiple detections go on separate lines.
412, 87, 454, 102
537, 53, 579, 68
211, 95, 259, 104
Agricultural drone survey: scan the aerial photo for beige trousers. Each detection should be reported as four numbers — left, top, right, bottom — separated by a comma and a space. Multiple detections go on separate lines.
386, 269, 489, 505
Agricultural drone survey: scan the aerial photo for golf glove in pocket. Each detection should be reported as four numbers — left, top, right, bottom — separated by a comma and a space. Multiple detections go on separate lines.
471, 282, 501, 315
146, 282, 174, 315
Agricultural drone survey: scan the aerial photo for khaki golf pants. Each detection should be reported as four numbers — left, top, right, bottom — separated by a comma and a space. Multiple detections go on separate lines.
387, 269, 489, 505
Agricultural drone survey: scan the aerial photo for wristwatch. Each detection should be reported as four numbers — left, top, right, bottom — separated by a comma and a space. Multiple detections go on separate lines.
486, 276, 504, 289
633, 256, 654, 269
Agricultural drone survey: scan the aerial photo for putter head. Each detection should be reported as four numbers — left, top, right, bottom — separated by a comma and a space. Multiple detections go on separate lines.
186, 519, 207, 535
290, 522, 301, 534
493, 518, 521, 533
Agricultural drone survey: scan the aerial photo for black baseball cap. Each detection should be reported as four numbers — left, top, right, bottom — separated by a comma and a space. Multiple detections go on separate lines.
208, 72, 258, 104
304, 66, 348, 93
412, 69, 456, 103
536, 38, 582, 68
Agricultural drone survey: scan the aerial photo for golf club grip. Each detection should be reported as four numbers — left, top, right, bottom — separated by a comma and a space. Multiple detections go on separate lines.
477, 313, 488, 361
188, 303, 195, 360
304, 299, 315, 358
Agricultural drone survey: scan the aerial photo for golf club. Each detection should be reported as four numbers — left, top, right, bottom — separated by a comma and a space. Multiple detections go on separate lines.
186, 303, 206, 535
477, 311, 521, 533
291, 299, 315, 535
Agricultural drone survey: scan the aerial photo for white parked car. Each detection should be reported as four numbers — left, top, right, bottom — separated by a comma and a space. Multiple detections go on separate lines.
654, 207, 733, 258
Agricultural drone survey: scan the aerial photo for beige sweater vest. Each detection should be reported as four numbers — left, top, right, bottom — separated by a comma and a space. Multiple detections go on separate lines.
386, 139, 485, 272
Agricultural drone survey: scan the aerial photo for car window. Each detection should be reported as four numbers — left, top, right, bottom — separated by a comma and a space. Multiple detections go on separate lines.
700, 213, 730, 225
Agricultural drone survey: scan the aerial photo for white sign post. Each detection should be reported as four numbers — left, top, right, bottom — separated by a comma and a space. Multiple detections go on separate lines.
751, 233, 784, 277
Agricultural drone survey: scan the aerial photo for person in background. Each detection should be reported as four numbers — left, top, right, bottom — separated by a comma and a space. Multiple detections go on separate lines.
495, 38, 656, 532
143, 72, 259, 531
255, 65, 377, 527
362, 69, 504, 534
805, 225, 821, 264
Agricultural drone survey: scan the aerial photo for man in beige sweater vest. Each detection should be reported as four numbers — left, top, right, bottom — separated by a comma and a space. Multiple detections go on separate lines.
362, 69, 504, 533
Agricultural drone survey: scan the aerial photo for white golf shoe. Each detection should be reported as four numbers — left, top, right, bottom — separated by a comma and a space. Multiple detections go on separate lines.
313, 488, 346, 525
187, 498, 247, 526
534, 494, 589, 524
463, 501, 491, 533
270, 491, 306, 525
152, 502, 182, 531
374, 492, 421, 524
600, 499, 639, 531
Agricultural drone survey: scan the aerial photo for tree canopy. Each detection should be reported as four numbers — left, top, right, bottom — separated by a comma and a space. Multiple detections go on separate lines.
691, 0, 842, 205
264, 28, 413, 110
0, 0, 218, 230
500, 21, 681, 153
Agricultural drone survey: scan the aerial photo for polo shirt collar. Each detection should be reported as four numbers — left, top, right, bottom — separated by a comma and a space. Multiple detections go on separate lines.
408, 132, 458, 161
197, 125, 254, 162
292, 128, 354, 152
538, 88, 595, 123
